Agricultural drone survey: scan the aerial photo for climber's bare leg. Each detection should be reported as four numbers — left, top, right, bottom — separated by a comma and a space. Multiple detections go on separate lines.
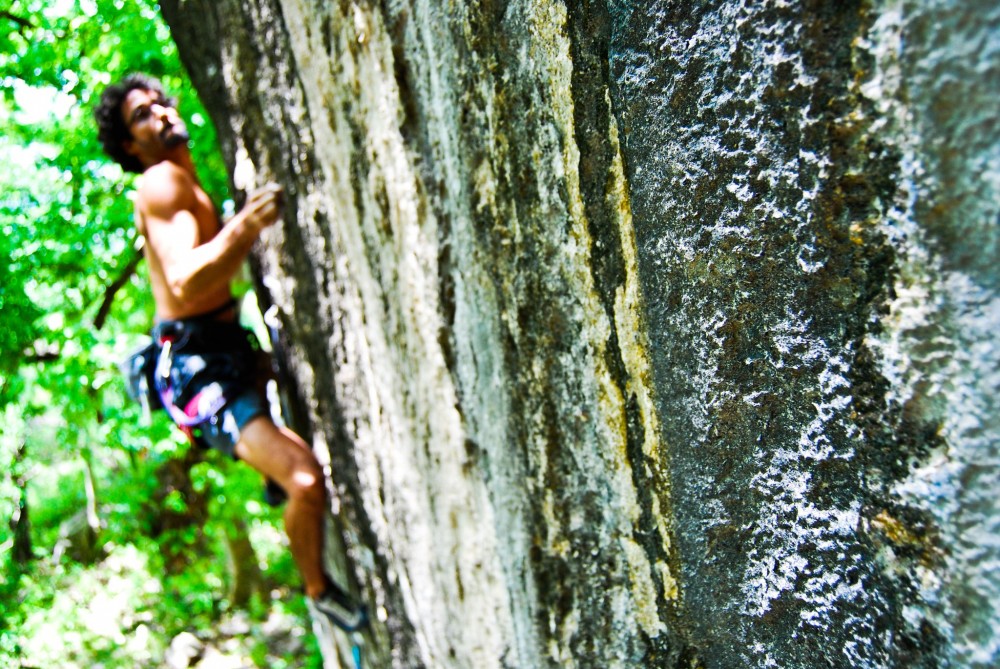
234, 416, 329, 598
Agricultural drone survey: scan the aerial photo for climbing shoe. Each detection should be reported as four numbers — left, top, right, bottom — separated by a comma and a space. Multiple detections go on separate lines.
312, 582, 369, 632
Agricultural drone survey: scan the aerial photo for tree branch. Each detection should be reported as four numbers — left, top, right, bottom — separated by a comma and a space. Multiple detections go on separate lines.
22, 348, 60, 364
17, 245, 145, 366
94, 246, 144, 331
1, 10, 34, 32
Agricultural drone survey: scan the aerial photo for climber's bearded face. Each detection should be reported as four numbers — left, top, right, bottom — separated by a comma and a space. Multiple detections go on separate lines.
121, 88, 190, 163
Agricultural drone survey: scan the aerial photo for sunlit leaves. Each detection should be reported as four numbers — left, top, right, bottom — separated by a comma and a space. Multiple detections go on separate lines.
0, 3, 320, 665
0, 0, 229, 408
0, 0, 201, 626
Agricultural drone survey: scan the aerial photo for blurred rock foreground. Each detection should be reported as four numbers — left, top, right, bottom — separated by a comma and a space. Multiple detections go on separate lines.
157, 1, 1000, 667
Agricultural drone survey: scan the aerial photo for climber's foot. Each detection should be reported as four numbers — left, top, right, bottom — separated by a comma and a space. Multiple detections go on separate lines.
310, 581, 369, 632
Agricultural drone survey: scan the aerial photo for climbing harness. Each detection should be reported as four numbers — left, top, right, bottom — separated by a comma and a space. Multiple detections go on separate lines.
151, 299, 242, 440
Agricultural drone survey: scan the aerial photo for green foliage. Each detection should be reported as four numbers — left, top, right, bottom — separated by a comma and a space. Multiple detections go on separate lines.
0, 2, 319, 666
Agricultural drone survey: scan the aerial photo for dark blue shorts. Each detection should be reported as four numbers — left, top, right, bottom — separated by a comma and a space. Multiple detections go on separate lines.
154, 316, 271, 460
190, 388, 269, 459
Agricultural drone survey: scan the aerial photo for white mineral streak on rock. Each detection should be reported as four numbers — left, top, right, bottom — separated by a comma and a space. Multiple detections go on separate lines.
742, 345, 862, 620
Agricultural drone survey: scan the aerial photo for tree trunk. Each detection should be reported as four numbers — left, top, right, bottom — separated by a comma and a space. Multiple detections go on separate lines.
223, 516, 264, 609
147, 447, 209, 575
10, 438, 32, 565
79, 442, 102, 561
159, 1, 1000, 667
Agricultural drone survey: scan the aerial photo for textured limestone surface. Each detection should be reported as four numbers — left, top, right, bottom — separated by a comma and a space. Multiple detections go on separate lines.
158, 0, 999, 667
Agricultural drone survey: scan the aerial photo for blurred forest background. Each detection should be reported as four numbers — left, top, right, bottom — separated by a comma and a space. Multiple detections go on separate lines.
0, 1, 320, 666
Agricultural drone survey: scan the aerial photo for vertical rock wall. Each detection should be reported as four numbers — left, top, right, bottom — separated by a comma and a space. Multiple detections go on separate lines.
158, 0, 999, 667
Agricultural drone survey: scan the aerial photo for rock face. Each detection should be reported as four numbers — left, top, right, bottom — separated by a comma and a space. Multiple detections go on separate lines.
158, 1, 1000, 667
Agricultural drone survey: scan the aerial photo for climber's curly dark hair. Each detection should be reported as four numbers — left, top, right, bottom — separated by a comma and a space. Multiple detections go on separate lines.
94, 73, 173, 174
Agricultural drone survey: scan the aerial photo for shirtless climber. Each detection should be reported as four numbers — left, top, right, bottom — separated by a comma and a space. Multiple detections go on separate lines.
95, 73, 365, 631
